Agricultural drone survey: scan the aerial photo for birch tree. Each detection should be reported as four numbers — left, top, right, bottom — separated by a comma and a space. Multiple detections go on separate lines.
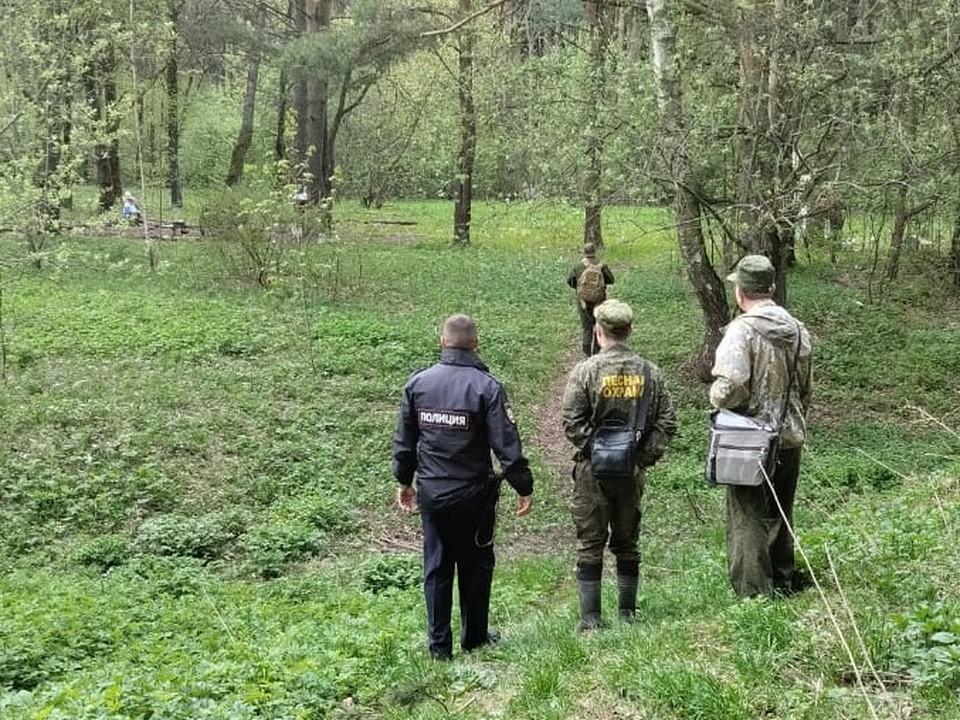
647, 0, 728, 379
453, 0, 476, 245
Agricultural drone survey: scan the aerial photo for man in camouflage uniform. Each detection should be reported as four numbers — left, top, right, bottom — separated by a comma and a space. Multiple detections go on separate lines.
567, 243, 615, 356
561, 299, 676, 630
710, 255, 813, 598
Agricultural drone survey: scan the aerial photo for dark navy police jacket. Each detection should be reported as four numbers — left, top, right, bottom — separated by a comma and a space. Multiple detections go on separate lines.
392, 347, 534, 513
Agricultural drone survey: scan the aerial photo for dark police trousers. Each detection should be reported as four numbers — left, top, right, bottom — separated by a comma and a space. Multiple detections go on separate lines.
421, 496, 496, 657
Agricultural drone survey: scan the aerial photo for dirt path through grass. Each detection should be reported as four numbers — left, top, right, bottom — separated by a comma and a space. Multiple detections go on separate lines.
527, 347, 581, 474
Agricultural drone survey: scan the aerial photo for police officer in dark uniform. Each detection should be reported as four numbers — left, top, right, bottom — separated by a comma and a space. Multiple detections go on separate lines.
561, 300, 676, 630
393, 314, 534, 660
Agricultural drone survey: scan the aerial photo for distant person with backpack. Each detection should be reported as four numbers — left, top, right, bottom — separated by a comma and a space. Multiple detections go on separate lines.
567, 243, 614, 356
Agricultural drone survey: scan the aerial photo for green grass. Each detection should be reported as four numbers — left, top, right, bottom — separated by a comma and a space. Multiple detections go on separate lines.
1, 199, 960, 718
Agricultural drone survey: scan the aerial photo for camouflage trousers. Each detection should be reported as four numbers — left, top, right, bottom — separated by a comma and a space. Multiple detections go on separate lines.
725, 447, 802, 598
570, 458, 645, 567
577, 303, 599, 356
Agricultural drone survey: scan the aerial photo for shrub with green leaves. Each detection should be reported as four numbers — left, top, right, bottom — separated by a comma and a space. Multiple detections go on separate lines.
358, 553, 421, 593
199, 160, 327, 288
134, 512, 241, 559
888, 604, 960, 687
73, 533, 132, 571
241, 521, 323, 578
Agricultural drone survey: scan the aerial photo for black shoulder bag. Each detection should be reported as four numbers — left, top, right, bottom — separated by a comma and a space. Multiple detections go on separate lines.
705, 324, 802, 487
590, 364, 652, 480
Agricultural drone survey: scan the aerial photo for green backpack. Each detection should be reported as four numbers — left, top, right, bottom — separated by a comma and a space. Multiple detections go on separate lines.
576, 260, 606, 304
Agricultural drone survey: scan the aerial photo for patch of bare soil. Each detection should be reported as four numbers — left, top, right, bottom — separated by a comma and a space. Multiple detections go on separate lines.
528, 347, 583, 472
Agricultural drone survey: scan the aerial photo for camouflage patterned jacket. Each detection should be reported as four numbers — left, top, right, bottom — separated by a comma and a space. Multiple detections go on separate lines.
710, 301, 813, 449
561, 344, 677, 467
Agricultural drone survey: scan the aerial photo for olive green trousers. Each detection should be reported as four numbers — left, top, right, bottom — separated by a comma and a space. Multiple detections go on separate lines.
570, 459, 645, 567
725, 447, 802, 598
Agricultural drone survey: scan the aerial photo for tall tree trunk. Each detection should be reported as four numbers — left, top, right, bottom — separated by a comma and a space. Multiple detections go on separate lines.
648, 0, 729, 381
85, 45, 122, 211
225, 9, 262, 187
949, 95, 960, 292
733, 0, 795, 305
734, 3, 766, 264
884, 93, 918, 281
294, 0, 332, 203
885, 185, 909, 281
275, 68, 288, 161
166, 0, 184, 208
582, 0, 608, 249
951, 209, 960, 292
453, 0, 475, 245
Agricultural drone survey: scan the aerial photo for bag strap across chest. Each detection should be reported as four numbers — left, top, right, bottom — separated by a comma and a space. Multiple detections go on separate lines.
615, 361, 652, 441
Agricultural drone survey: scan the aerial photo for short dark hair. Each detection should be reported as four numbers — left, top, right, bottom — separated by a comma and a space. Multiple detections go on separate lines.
740, 286, 774, 301
441, 314, 478, 349
601, 323, 631, 341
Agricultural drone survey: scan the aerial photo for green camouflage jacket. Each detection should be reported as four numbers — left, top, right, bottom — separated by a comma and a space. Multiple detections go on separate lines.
561, 344, 677, 467
709, 300, 813, 449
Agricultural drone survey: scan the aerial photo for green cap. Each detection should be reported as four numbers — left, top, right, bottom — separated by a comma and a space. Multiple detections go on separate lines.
594, 299, 633, 332
726, 255, 775, 293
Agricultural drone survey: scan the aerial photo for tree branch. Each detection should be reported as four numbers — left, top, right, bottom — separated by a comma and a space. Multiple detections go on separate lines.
419, 0, 509, 39
0, 110, 24, 139
676, 0, 726, 24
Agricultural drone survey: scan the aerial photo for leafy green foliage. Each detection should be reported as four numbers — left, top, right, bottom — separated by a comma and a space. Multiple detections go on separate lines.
241, 521, 322, 578
358, 553, 421, 594
73, 534, 131, 571
135, 512, 242, 559
199, 160, 329, 288
889, 604, 960, 687
1, 201, 960, 719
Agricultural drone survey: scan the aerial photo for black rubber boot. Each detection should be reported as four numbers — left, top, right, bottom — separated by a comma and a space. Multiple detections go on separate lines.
617, 574, 638, 621
578, 580, 602, 631
617, 559, 639, 622
577, 562, 603, 631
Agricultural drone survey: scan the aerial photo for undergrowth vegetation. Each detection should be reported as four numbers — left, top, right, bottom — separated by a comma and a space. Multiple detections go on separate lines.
0, 199, 958, 718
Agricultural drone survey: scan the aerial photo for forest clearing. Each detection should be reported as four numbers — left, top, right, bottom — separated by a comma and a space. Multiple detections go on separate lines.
4, 1, 960, 717
0, 199, 958, 719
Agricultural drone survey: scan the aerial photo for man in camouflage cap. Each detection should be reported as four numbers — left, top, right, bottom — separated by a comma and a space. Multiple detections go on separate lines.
710, 255, 813, 598
561, 299, 676, 630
